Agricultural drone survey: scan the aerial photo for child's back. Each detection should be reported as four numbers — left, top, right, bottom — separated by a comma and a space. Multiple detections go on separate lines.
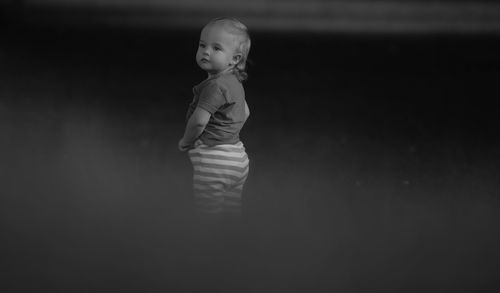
188, 71, 247, 146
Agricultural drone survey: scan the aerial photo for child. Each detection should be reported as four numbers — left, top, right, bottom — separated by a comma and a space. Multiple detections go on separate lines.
178, 17, 251, 218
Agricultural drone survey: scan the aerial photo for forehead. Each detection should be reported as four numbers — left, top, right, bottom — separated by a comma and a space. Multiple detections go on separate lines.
200, 24, 237, 47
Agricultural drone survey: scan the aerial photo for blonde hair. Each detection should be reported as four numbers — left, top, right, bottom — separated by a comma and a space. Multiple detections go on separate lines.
206, 17, 251, 82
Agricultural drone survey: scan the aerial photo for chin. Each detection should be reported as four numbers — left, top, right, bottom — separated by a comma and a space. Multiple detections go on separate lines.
198, 62, 211, 71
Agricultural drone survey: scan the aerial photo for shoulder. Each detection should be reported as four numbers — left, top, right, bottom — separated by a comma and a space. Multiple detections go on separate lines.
199, 79, 223, 96
215, 74, 244, 96
216, 73, 241, 88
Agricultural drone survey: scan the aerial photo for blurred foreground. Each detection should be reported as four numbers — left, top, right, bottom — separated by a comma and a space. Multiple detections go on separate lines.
1, 24, 500, 292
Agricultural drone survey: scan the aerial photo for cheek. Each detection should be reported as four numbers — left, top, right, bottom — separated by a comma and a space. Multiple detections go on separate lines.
215, 54, 228, 63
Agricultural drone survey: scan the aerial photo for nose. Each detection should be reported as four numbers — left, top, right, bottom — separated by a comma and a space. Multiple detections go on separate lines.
201, 47, 210, 56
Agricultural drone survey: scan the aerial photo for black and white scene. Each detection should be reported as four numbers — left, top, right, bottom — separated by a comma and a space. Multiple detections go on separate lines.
1, 0, 500, 292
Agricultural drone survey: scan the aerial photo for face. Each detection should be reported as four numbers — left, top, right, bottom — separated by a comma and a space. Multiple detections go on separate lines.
196, 24, 241, 76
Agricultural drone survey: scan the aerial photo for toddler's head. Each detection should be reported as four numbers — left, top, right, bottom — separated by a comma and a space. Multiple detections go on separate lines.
196, 17, 251, 81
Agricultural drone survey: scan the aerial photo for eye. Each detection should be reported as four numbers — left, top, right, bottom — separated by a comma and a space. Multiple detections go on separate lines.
214, 46, 222, 51
199, 43, 205, 48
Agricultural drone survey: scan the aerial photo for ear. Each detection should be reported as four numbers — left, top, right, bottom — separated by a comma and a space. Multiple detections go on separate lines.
230, 53, 242, 65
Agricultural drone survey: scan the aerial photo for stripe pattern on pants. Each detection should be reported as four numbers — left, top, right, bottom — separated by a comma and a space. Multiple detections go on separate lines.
188, 141, 249, 214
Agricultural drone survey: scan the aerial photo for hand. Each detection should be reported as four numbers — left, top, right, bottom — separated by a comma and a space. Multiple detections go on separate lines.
178, 138, 191, 152
193, 139, 203, 148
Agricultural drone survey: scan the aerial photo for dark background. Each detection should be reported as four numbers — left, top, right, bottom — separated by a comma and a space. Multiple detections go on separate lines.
1, 2, 500, 292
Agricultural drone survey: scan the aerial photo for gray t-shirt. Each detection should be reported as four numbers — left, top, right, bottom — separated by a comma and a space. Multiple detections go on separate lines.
186, 72, 247, 146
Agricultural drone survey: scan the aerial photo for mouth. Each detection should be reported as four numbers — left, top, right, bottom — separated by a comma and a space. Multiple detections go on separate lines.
200, 58, 209, 63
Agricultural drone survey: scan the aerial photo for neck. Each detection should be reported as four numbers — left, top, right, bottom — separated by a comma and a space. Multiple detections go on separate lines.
207, 67, 234, 79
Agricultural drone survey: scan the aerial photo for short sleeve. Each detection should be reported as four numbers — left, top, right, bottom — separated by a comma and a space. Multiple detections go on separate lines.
197, 82, 226, 114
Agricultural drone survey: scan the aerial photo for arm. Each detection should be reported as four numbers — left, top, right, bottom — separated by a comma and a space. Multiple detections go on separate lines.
178, 107, 211, 151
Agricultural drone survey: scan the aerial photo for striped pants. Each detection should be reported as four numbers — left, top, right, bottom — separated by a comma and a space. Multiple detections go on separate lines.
188, 141, 249, 214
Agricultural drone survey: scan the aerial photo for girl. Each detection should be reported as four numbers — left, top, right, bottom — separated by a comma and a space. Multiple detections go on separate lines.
178, 17, 251, 217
